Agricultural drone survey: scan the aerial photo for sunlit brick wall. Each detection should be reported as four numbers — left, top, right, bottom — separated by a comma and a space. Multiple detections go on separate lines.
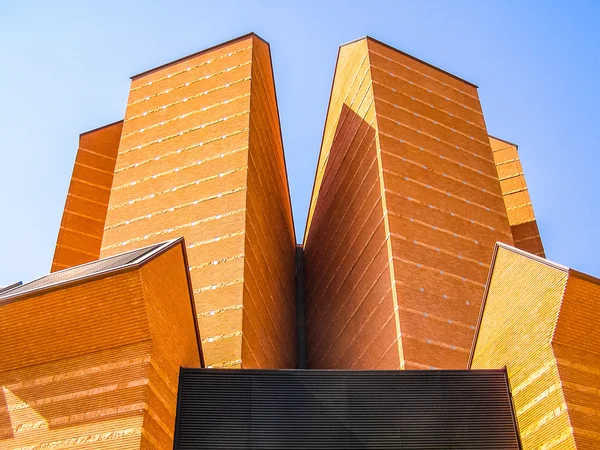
100, 34, 295, 369
51, 121, 123, 272
489, 136, 544, 257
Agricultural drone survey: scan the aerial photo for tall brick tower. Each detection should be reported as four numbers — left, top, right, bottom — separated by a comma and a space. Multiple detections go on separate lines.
303, 37, 517, 370
52, 34, 297, 370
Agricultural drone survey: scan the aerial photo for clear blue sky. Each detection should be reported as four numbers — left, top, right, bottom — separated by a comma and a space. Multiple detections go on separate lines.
1, 0, 599, 286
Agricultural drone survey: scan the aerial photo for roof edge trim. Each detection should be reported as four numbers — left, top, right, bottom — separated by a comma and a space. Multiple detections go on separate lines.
0, 238, 183, 304
130, 32, 267, 80
80, 119, 124, 137
351, 36, 479, 89
488, 134, 519, 149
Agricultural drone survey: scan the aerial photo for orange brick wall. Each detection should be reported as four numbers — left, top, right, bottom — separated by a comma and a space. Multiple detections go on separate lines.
241, 39, 297, 368
471, 247, 573, 449
553, 274, 600, 448
305, 37, 514, 370
305, 39, 399, 370
0, 243, 201, 449
0, 342, 151, 448
100, 34, 295, 369
139, 246, 202, 447
368, 38, 513, 369
51, 121, 123, 272
490, 136, 544, 257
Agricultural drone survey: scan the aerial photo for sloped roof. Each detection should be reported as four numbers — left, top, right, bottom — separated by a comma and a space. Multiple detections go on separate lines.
0, 239, 181, 302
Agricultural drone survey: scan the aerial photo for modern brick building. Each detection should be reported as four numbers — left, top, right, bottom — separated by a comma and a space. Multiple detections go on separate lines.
1, 33, 597, 449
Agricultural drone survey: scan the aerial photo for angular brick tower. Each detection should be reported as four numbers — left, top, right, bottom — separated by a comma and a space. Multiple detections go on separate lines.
472, 243, 600, 449
99, 34, 296, 370
51, 121, 123, 271
304, 37, 515, 370
490, 135, 545, 257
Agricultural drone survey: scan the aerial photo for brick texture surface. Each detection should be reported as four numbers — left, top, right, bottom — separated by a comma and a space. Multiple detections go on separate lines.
304, 39, 398, 370
51, 121, 123, 272
489, 136, 545, 257
99, 34, 295, 369
304, 37, 513, 370
472, 245, 600, 449
0, 243, 200, 449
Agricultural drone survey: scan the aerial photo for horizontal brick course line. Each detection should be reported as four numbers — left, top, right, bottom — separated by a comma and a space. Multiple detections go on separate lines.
390, 228, 488, 265
385, 168, 506, 216
122, 93, 250, 139
513, 233, 541, 244
109, 167, 246, 209
4, 378, 148, 413
201, 330, 242, 344
11, 426, 142, 448
114, 127, 248, 173
520, 404, 568, 439
370, 49, 479, 101
71, 177, 111, 191
375, 93, 489, 147
128, 60, 252, 106
503, 186, 528, 195
104, 186, 246, 230
495, 157, 519, 166
54, 243, 99, 258
373, 79, 486, 134
378, 113, 491, 164
399, 331, 470, 353
64, 210, 104, 222
515, 383, 559, 416
100, 208, 245, 251
491, 144, 512, 152
193, 278, 243, 294
382, 149, 501, 201
74, 161, 114, 175
555, 357, 600, 376
130, 45, 251, 92
58, 226, 103, 240
198, 303, 242, 317
115, 145, 247, 184
189, 254, 244, 271
3, 355, 151, 390
79, 147, 118, 161
51, 262, 69, 269
499, 172, 523, 181
67, 192, 109, 207
120, 110, 250, 154
207, 358, 241, 369
127, 76, 251, 123
394, 256, 485, 287
386, 189, 507, 237
187, 230, 245, 249
380, 131, 497, 182
398, 305, 473, 330
507, 202, 533, 211
404, 360, 436, 369
371, 62, 480, 118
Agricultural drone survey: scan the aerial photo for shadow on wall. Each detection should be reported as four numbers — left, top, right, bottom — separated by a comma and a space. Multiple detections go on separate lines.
304, 104, 399, 370
0, 342, 151, 445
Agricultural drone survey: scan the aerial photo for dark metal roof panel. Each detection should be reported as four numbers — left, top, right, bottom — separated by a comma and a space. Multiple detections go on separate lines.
0, 239, 180, 302
174, 368, 521, 449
